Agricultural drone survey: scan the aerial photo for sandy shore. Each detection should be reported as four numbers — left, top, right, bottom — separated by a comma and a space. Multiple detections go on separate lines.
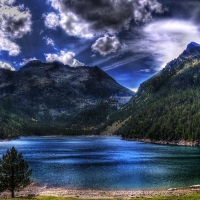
1, 184, 200, 199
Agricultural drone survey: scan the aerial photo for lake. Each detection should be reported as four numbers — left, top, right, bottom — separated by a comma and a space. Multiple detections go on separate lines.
0, 136, 200, 190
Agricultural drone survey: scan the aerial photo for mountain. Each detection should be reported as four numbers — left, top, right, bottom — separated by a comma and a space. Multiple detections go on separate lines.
0, 61, 134, 139
106, 42, 200, 144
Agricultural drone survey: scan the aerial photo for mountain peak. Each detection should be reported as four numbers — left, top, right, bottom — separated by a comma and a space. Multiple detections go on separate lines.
23, 60, 44, 68
186, 42, 200, 50
179, 41, 200, 59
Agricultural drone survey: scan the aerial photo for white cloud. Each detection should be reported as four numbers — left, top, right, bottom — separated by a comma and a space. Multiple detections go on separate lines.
0, 61, 15, 71
0, 0, 32, 56
92, 35, 121, 56
59, 11, 93, 38
45, 51, 85, 67
140, 69, 151, 73
43, 36, 55, 46
133, 0, 163, 23
43, 12, 59, 29
46, 0, 164, 38
0, 31, 20, 56
102, 54, 147, 71
0, 1, 31, 39
122, 19, 200, 71
21, 57, 37, 66
0, 0, 15, 5
142, 20, 200, 70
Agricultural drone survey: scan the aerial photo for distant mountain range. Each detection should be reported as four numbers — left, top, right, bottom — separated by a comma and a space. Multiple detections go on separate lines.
0, 61, 133, 139
2, 42, 200, 142
106, 42, 200, 144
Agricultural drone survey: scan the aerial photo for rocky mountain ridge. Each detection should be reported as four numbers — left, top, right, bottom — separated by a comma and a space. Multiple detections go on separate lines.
137, 41, 200, 97
0, 61, 134, 138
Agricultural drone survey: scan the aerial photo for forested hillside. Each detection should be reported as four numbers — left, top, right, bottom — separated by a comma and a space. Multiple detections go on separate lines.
107, 42, 200, 142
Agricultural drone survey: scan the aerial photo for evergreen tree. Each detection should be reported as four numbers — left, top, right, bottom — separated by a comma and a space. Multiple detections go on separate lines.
0, 147, 32, 198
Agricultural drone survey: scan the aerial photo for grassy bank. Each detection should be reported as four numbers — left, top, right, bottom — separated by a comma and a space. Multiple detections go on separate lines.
3, 191, 200, 200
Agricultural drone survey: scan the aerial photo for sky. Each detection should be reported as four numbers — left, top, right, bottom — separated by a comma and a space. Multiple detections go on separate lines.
1, 0, 200, 91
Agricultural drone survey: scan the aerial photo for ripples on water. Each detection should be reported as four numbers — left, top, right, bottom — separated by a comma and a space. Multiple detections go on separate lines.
0, 136, 200, 189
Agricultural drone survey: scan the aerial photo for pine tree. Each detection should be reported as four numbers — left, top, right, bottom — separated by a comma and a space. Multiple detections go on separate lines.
0, 147, 32, 198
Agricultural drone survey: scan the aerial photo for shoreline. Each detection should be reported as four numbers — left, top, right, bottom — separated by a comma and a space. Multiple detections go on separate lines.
125, 138, 200, 147
2, 136, 200, 147
1, 184, 200, 199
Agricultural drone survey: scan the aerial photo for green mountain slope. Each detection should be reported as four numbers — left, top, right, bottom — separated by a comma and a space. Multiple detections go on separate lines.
107, 42, 200, 143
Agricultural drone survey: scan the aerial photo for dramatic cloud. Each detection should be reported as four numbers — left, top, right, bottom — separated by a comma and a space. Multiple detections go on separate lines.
0, 0, 32, 55
45, 51, 85, 67
47, 0, 164, 38
43, 12, 59, 29
43, 36, 55, 46
92, 35, 121, 56
142, 20, 200, 69
0, 61, 15, 71
133, 0, 163, 23
122, 19, 200, 71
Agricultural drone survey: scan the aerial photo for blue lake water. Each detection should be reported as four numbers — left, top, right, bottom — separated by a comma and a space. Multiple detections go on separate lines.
0, 136, 200, 190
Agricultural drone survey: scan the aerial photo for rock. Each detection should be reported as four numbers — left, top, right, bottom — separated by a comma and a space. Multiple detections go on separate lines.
190, 185, 200, 188
168, 188, 177, 191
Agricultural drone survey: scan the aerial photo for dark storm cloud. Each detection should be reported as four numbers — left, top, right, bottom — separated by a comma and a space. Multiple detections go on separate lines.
92, 35, 121, 56
47, 0, 164, 37
58, 0, 133, 32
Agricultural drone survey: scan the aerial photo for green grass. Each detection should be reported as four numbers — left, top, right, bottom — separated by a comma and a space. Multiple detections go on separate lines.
3, 192, 200, 200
